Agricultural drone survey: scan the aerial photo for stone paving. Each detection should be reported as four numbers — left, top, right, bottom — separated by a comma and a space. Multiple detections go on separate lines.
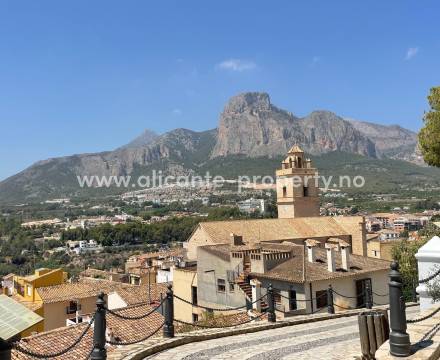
144, 308, 419, 360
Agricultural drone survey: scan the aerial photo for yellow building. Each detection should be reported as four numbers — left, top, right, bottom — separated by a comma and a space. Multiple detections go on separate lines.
12, 268, 67, 332
13, 268, 67, 303
173, 267, 201, 322
366, 235, 401, 261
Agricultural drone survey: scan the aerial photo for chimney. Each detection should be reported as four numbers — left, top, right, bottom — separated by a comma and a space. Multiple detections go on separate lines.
325, 243, 336, 272
340, 242, 350, 271
230, 233, 243, 246
305, 239, 319, 263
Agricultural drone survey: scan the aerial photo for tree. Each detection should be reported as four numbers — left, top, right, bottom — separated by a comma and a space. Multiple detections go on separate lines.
419, 87, 440, 167
392, 238, 427, 300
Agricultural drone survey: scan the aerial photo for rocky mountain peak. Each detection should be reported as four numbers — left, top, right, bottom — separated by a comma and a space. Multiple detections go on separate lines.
119, 129, 159, 150
212, 92, 376, 158
223, 92, 272, 114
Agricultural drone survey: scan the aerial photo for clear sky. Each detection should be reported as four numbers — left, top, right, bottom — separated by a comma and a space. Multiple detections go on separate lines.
0, 0, 439, 181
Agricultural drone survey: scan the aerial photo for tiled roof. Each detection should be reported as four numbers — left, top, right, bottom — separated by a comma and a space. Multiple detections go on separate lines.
112, 283, 168, 307
37, 278, 143, 304
288, 145, 304, 153
106, 303, 164, 343
80, 268, 123, 278
251, 245, 390, 284
12, 321, 93, 360
12, 303, 164, 360
198, 217, 358, 245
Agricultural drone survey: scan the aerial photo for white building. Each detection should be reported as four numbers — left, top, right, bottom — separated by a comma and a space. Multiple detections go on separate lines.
73, 240, 103, 255
238, 198, 266, 214
416, 236, 440, 311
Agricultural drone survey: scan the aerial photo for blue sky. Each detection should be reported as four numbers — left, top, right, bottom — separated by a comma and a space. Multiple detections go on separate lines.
0, 0, 439, 181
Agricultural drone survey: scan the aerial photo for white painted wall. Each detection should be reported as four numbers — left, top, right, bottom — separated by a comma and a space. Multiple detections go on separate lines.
416, 236, 440, 311
107, 292, 128, 310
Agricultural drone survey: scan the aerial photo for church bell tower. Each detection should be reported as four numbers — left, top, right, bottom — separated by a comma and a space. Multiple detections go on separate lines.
276, 145, 320, 218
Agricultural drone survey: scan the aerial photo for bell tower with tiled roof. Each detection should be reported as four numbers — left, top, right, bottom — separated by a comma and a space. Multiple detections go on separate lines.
276, 145, 320, 218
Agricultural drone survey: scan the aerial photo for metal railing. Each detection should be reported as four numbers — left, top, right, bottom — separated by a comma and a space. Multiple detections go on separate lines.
387, 261, 440, 357
5, 262, 433, 360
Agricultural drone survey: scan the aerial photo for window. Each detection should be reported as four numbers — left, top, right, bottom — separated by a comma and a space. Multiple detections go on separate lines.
217, 278, 226, 293
26, 285, 32, 297
192, 313, 199, 322
66, 301, 80, 314
282, 186, 287, 197
303, 186, 309, 197
229, 282, 235, 292
191, 286, 198, 305
289, 290, 297, 311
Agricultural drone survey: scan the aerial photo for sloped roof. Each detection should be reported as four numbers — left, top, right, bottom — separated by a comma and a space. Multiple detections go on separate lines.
37, 278, 142, 304
288, 145, 304, 153
112, 283, 168, 307
11, 294, 43, 312
12, 303, 164, 360
0, 295, 43, 341
250, 245, 390, 284
198, 217, 355, 245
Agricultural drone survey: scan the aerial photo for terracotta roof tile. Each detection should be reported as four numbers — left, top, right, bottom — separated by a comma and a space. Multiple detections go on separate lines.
111, 283, 168, 307
251, 246, 390, 283
12, 303, 164, 360
36, 278, 151, 304
198, 217, 357, 245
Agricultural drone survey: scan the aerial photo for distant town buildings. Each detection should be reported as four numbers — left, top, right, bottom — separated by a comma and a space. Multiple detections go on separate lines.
237, 198, 266, 214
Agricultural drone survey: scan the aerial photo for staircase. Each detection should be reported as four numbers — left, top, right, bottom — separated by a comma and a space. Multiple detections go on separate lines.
236, 262, 268, 311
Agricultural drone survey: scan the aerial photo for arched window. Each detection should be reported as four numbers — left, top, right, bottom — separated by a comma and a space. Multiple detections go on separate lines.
282, 186, 287, 197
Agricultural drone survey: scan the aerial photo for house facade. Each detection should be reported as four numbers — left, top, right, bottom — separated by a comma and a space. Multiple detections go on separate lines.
193, 240, 389, 317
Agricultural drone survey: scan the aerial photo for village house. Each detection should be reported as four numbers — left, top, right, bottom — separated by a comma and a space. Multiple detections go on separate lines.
125, 248, 187, 285
377, 229, 401, 241
9, 271, 166, 333
367, 235, 396, 261
192, 239, 389, 317
1, 273, 15, 295
11, 268, 67, 332
173, 266, 200, 323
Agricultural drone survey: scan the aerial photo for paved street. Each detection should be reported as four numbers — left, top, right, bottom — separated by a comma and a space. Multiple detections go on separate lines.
146, 307, 419, 360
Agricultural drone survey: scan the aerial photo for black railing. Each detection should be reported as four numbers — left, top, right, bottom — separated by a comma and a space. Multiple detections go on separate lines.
387, 261, 440, 357
8, 263, 435, 360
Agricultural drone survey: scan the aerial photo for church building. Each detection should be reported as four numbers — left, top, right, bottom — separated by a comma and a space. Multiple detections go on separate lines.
175, 146, 390, 322
186, 146, 368, 259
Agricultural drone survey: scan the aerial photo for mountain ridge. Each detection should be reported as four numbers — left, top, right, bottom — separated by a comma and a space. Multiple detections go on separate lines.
0, 92, 426, 203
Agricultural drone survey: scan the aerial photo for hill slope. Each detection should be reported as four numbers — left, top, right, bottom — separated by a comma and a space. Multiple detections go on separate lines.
0, 92, 432, 203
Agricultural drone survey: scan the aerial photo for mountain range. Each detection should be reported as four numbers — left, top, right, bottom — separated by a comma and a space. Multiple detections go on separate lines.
0, 92, 434, 204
